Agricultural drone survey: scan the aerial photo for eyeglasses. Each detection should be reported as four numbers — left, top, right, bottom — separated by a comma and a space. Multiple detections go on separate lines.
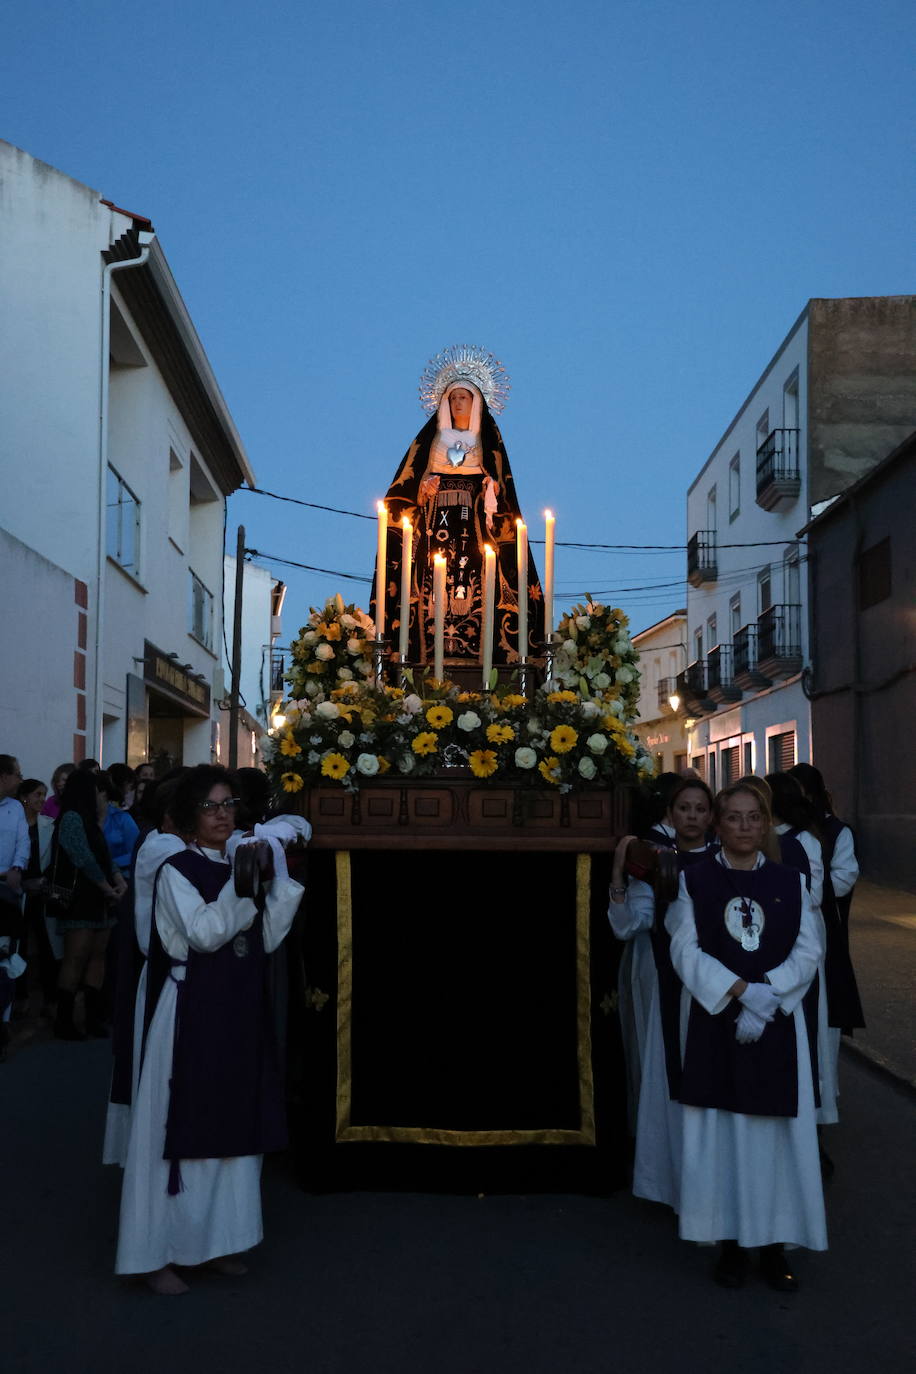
197, 797, 240, 813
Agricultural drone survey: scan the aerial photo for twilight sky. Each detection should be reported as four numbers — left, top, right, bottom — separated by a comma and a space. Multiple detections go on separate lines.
4, 0, 914, 650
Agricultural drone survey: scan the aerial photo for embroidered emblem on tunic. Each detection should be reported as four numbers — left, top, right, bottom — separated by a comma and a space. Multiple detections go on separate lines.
724, 897, 765, 952
232, 934, 249, 958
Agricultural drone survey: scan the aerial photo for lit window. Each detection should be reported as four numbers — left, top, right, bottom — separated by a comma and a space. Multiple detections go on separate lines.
107, 466, 140, 575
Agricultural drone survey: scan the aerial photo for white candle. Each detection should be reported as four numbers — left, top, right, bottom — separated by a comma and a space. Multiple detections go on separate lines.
433, 553, 447, 682
375, 501, 388, 639
482, 544, 496, 687
398, 516, 412, 662
516, 518, 528, 661
543, 509, 555, 642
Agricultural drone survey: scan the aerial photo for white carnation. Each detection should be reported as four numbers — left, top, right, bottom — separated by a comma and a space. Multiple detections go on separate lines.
593, 672, 611, 689
397, 752, 416, 774
613, 635, 631, 654
307, 750, 320, 764
403, 693, 423, 714
356, 753, 380, 776
578, 756, 597, 780
527, 718, 542, 735
580, 701, 600, 719
576, 615, 591, 630
315, 642, 335, 662
339, 614, 357, 629
457, 711, 481, 732
587, 733, 609, 754
605, 697, 624, 717
316, 701, 340, 720
338, 730, 355, 749
302, 630, 318, 645
514, 746, 537, 769
337, 667, 354, 680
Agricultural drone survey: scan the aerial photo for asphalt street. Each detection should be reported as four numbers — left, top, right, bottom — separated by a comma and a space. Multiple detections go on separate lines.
2, 1035, 914, 1374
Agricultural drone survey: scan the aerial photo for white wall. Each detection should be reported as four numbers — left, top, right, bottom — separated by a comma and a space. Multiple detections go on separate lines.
224, 556, 276, 726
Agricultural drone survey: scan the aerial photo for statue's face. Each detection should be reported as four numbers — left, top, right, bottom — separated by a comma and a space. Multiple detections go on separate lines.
449, 388, 474, 427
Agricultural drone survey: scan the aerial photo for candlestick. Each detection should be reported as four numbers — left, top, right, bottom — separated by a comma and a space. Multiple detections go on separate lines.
516, 518, 528, 661
398, 516, 412, 663
543, 509, 555, 643
375, 501, 388, 638
433, 553, 447, 683
481, 544, 496, 687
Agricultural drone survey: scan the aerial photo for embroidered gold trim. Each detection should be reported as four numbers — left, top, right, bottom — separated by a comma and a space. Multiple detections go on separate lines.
335, 851, 596, 1147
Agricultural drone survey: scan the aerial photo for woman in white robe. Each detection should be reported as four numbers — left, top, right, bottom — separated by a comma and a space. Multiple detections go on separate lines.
115, 767, 304, 1295
666, 782, 826, 1290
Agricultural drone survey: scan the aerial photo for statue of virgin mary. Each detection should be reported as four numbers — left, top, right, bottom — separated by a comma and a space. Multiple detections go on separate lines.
371, 346, 544, 667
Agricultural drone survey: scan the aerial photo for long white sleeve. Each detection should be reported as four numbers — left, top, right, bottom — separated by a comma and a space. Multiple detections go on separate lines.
830, 825, 859, 898
154, 862, 258, 958
797, 830, 824, 912
261, 875, 304, 953
134, 832, 188, 955
608, 878, 655, 940
666, 873, 738, 1016
764, 877, 825, 1015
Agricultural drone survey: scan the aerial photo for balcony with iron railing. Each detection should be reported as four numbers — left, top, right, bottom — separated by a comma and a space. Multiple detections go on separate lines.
733, 623, 771, 690
679, 660, 716, 715
657, 675, 681, 715
756, 604, 802, 678
269, 646, 287, 702
756, 428, 801, 511
687, 529, 717, 587
706, 643, 742, 704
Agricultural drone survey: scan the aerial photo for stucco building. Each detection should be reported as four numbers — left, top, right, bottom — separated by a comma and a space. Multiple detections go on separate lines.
0, 140, 254, 783
681, 296, 916, 790
631, 610, 689, 775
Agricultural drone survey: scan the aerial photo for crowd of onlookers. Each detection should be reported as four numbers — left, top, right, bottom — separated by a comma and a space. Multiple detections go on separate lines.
0, 754, 158, 1054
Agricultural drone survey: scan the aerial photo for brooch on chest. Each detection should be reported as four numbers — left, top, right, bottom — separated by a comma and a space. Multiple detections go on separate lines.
723, 896, 766, 952
232, 934, 250, 958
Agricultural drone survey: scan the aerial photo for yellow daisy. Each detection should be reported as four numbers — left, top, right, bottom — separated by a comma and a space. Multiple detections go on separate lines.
279, 734, 302, 757
426, 704, 454, 728
485, 723, 514, 744
385, 686, 405, 700
280, 772, 304, 792
548, 690, 578, 704
550, 724, 578, 754
377, 756, 391, 773
456, 691, 481, 703
501, 693, 527, 708
616, 737, 637, 759
538, 756, 561, 785
411, 731, 438, 756
469, 749, 498, 778
320, 752, 350, 780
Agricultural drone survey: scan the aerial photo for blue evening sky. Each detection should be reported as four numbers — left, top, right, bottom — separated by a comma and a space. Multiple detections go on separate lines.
4, 0, 914, 645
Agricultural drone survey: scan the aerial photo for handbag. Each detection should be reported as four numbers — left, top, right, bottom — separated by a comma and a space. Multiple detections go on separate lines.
45, 845, 76, 915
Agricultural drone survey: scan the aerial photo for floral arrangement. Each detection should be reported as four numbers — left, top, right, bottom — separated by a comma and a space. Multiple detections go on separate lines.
268, 598, 653, 795
551, 600, 640, 717
286, 595, 376, 700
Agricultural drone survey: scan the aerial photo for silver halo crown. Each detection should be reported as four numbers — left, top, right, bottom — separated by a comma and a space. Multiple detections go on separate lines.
419, 344, 510, 415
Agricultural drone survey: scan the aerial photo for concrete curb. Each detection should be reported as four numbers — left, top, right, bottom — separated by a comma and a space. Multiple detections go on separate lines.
841, 1037, 916, 1102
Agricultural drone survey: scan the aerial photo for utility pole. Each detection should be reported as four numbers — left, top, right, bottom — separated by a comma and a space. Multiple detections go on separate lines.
228, 524, 245, 769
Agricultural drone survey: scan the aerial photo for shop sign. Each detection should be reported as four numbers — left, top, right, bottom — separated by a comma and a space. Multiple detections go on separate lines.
143, 640, 211, 716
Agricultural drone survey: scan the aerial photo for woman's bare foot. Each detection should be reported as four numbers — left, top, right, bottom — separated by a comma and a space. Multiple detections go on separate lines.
145, 1265, 189, 1295
201, 1254, 249, 1276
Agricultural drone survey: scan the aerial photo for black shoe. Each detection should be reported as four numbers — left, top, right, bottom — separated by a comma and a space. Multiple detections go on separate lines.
759, 1244, 799, 1292
713, 1241, 749, 1289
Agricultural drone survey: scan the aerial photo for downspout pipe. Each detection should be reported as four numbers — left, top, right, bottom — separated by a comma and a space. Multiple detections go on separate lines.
93, 229, 155, 764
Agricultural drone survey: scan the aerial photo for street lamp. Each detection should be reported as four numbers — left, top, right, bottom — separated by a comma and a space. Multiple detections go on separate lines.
668, 692, 681, 713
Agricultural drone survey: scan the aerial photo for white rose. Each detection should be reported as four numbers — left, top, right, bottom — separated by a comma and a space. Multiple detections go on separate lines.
337, 667, 354, 681
613, 635, 630, 654
316, 701, 340, 720
302, 630, 318, 645
398, 752, 416, 774
514, 746, 537, 769
593, 672, 611, 689
559, 639, 578, 660
578, 756, 597, 780
527, 718, 542, 735
305, 680, 320, 698
587, 733, 609, 754
315, 642, 335, 662
357, 659, 372, 675
457, 711, 481, 732
403, 693, 423, 714
339, 614, 357, 629
338, 730, 355, 749
616, 665, 635, 684
345, 637, 360, 655
576, 615, 591, 630
605, 697, 624, 717
307, 750, 320, 764
356, 753, 380, 776
580, 701, 600, 719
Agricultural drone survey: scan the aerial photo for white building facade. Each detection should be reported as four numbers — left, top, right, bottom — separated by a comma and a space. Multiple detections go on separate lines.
222, 556, 287, 765
630, 611, 689, 775
0, 141, 254, 784
682, 296, 916, 791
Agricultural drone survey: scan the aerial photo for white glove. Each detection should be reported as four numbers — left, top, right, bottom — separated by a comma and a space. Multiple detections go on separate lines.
735, 1007, 767, 1044
256, 816, 312, 846
262, 834, 289, 885
738, 982, 781, 1021
225, 831, 259, 864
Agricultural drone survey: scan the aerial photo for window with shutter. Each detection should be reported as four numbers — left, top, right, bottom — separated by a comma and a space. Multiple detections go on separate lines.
722, 744, 740, 786
768, 731, 795, 772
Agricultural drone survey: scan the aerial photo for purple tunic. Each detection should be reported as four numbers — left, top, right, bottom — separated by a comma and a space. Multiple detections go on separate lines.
820, 815, 865, 1031
678, 860, 809, 1117
144, 849, 287, 1193
649, 847, 717, 1098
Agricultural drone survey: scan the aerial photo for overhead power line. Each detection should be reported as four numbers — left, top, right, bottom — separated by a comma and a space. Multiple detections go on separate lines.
245, 548, 372, 583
